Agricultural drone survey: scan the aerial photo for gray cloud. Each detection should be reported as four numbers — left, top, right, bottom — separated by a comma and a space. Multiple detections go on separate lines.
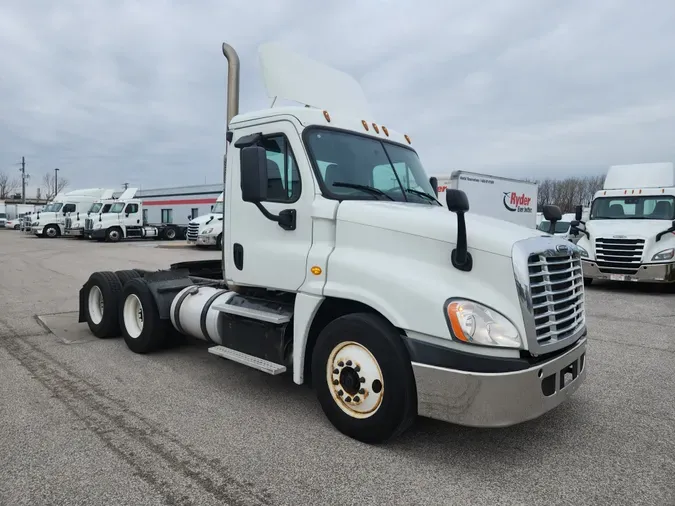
1, 0, 674, 196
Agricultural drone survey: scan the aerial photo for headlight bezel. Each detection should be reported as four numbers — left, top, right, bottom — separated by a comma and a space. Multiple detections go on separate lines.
202, 228, 213, 235
576, 245, 589, 258
652, 248, 674, 261
443, 298, 523, 349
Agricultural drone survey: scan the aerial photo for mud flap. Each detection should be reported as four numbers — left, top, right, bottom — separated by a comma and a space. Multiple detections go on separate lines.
78, 285, 87, 323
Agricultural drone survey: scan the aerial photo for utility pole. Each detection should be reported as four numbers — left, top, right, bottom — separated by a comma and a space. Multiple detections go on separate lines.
54, 168, 59, 197
123, 182, 129, 190
20, 157, 26, 204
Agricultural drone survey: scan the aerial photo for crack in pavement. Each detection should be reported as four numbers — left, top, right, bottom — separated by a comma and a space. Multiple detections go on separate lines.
0, 336, 275, 506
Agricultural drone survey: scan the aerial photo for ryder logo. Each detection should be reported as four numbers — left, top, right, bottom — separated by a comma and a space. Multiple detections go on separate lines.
503, 192, 533, 213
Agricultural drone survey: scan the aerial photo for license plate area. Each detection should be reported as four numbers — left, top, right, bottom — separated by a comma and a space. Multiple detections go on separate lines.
541, 352, 585, 396
610, 273, 635, 282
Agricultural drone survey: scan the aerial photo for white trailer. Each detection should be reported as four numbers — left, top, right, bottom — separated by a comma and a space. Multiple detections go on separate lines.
77, 41, 587, 444
186, 192, 224, 249
433, 171, 538, 228
574, 162, 675, 284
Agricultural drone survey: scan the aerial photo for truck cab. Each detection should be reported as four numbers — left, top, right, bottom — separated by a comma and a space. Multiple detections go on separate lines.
574, 163, 675, 283
78, 41, 588, 444
537, 213, 581, 243
65, 190, 116, 238
186, 192, 224, 249
31, 189, 114, 238
79, 199, 117, 238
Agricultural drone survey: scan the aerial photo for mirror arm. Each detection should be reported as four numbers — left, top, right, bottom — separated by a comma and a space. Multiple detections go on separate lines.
252, 202, 296, 231
451, 211, 472, 272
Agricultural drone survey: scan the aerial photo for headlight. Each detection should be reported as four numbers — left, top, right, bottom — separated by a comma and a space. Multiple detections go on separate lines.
577, 245, 589, 258
444, 299, 522, 348
95, 223, 103, 229
202, 228, 213, 235
652, 248, 674, 261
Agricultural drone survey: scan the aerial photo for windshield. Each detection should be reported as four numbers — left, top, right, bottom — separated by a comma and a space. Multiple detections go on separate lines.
538, 220, 571, 234
212, 202, 224, 213
110, 203, 125, 213
89, 203, 103, 213
51, 203, 63, 212
102, 204, 112, 213
42, 204, 55, 212
591, 196, 675, 220
305, 128, 439, 204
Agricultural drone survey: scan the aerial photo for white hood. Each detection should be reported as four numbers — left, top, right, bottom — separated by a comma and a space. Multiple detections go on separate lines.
190, 213, 222, 226
336, 201, 542, 258
585, 219, 673, 239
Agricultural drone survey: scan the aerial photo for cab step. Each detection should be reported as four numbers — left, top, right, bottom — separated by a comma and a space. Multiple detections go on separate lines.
211, 303, 290, 324
207, 345, 287, 375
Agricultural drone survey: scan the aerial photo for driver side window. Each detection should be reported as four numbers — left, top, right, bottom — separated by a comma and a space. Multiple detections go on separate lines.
259, 135, 302, 203
62, 204, 76, 213
125, 203, 138, 214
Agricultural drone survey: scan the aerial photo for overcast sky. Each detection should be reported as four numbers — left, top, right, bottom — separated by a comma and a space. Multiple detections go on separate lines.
1, 0, 674, 197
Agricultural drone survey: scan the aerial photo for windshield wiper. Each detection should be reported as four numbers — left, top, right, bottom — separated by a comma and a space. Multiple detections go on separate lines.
331, 182, 395, 201
406, 188, 441, 205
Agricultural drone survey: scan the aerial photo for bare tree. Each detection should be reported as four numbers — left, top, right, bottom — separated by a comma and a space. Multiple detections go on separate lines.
0, 171, 20, 199
532, 174, 605, 213
42, 173, 69, 200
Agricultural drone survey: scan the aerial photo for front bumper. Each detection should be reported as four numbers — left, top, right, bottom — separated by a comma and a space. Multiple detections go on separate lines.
90, 228, 106, 239
31, 226, 42, 235
64, 228, 83, 237
412, 338, 587, 428
582, 259, 675, 283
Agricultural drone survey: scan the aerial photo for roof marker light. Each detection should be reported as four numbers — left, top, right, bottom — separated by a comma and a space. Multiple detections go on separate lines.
372, 123, 380, 133
361, 120, 369, 131
382, 126, 389, 136
323, 110, 331, 122
404, 134, 411, 144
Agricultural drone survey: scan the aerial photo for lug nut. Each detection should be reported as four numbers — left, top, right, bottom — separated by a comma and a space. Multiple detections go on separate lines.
333, 379, 339, 385
354, 365, 360, 372
338, 361, 344, 367
346, 360, 352, 366
338, 390, 344, 396
345, 396, 352, 403
353, 396, 360, 403
360, 377, 366, 383
333, 368, 339, 375
359, 388, 365, 394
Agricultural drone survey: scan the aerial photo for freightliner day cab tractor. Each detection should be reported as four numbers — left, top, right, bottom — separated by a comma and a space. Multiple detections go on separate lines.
573, 162, 675, 284
186, 192, 224, 249
30, 188, 115, 238
86, 188, 186, 242
77, 42, 588, 443
65, 192, 118, 238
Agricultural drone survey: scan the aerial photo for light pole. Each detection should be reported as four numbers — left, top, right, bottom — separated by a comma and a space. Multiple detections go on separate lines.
54, 168, 59, 197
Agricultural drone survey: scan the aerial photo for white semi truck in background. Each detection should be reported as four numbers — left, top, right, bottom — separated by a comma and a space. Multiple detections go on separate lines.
85, 188, 186, 242
77, 41, 587, 444
432, 171, 538, 228
573, 162, 675, 284
29, 189, 116, 238
186, 192, 224, 249
64, 189, 116, 237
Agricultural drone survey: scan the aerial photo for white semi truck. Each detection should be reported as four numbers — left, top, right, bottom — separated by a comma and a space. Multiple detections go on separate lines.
573, 162, 675, 284
186, 192, 224, 249
85, 188, 186, 242
64, 190, 117, 238
77, 41, 587, 443
433, 171, 538, 228
30, 189, 116, 238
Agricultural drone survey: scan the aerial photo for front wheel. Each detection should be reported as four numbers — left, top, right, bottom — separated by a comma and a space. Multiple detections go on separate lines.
106, 227, 122, 243
216, 233, 223, 250
44, 225, 59, 238
311, 312, 417, 444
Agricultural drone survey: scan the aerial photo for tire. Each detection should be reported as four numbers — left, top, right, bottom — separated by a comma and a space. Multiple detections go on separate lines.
106, 227, 122, 243
44, 224, 59, 238
164, 227, 177, 240
583, 277, 593, 286
82, 271, 123, 338
119, 278, 169, 354
216, 233, 223, 250
114, 269, 143, 287
311, 312, 417, 444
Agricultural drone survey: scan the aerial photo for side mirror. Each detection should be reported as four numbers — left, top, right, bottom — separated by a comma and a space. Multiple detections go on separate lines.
240, 146, 268, 203
543, 204, 562, 235
125, 213, 130, 218
445, 189, 472, 272
429, 177, 438, 197
575, 205, 583, 221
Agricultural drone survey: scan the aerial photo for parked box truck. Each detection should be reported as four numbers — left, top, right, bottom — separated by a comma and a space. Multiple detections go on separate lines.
433, 171, 538, 228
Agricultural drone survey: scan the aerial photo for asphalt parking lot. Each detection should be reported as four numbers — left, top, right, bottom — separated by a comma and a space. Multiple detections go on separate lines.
0, 230, 673, 506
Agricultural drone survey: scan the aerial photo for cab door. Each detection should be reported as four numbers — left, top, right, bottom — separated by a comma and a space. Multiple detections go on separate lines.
225, 119, 313, 292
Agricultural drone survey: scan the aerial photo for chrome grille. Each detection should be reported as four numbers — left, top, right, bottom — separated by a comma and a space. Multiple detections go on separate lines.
594, 237, 644, 275
84, 218, 94, 231
65, 217, 72, 229
187, 223, 200, 241
527, 252, 585, 346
